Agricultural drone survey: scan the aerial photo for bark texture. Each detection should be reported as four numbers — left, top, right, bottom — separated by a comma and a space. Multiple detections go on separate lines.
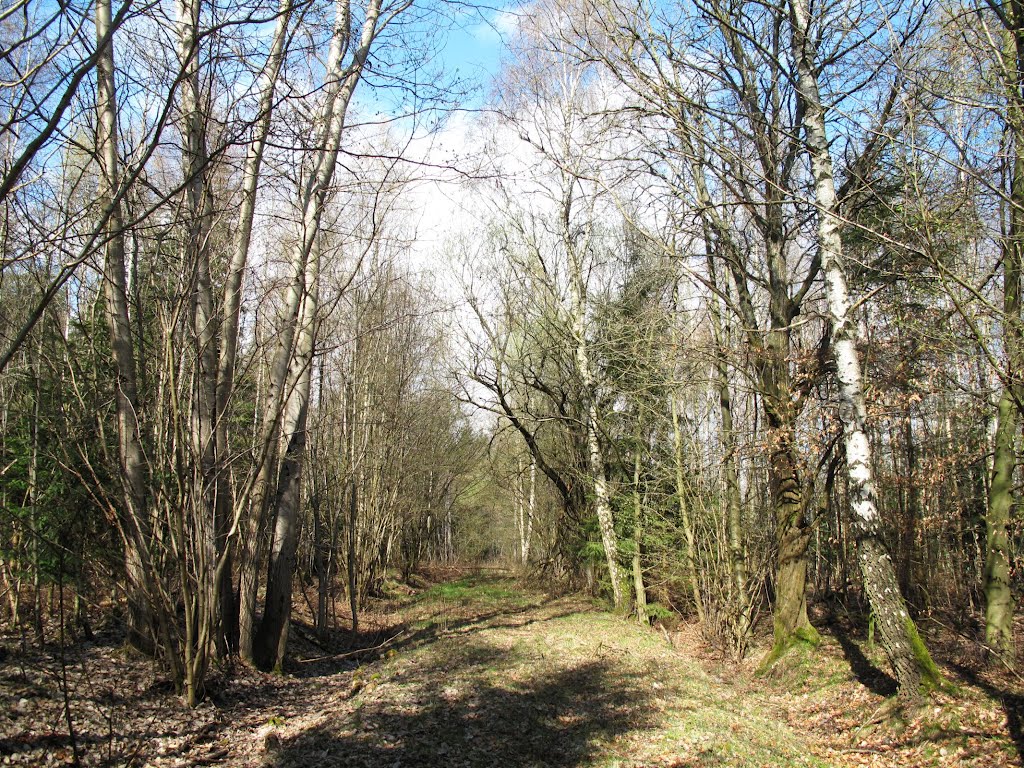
96, 0, 155, 657
789, 0, 940, 702
251, 0, 386, 670
984, 12, 1024, 662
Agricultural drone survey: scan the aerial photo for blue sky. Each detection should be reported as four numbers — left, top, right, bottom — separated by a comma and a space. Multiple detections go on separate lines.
436, 5, 521, 100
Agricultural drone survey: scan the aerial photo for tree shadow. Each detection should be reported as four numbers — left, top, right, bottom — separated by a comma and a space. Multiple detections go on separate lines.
828, 623, 897, 697
286, 598, 576, 680
948, 660, 1023, 766
269, 638, 658, 767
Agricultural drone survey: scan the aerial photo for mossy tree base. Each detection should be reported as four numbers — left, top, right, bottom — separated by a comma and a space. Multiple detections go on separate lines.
904, 617, 943, 694
757, 625, 821, 675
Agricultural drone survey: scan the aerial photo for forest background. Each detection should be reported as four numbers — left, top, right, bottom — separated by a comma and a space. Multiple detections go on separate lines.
0, 0, 1020, 718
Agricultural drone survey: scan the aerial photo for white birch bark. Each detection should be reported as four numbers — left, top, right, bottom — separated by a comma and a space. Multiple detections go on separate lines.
516, 455, 525, 563
562, 178, 622, 609
789, 0, 937, 700
525, 453, 536, 564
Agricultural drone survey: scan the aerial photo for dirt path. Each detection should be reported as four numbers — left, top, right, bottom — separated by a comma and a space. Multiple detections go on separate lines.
251, 575, 828, 767
3, 572, 1020, 766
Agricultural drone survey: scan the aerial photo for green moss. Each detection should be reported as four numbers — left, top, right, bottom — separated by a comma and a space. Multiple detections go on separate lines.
904, 617, 944, 692
795, 625, 822, 646
757, 624, 821, 675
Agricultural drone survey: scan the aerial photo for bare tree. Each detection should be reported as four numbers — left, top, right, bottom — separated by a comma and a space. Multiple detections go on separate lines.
788, 0, 941, 701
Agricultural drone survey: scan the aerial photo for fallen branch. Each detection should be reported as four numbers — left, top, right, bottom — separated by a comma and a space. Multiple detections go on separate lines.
297, 628, 410, 664
925, 616, 1024, 685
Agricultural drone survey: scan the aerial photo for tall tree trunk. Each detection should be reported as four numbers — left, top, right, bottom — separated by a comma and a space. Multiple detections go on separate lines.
175, 0, 219, 701
790, 0, 940, 701
238, 271, 300, 662
763, 231, 816, 659
899, 411, 920, 605
216, 0, 293, 653
249, 0, 385, 669
525, 453, 536, 564
563, 177, 622, 609
345, 375, 360, 631
516, 456, 526, 564
670, 391, 706, 626
254, 307, 315, 671
96, 0, 154, 656
986, 384, 1016, 661
984, 11, 1024, 663
632, 448, 648, 625
580, 335, 621, 607
680, 114, 813, 658
239, 0, 371, 663
707, 257, 751, 650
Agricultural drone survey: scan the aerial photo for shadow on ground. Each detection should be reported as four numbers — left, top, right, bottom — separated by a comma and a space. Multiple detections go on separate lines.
827, 622, 897, 698
269, 633, 657, 768
948, 660, 1024, 766
285, 596, 572, 680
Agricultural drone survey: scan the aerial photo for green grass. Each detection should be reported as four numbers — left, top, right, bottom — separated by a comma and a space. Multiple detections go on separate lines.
270, 576, 922, 767
416, 574, 524, 605
387, 578, 830, 767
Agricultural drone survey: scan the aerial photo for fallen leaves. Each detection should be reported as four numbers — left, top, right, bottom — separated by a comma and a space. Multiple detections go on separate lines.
0, 574, 1020, 768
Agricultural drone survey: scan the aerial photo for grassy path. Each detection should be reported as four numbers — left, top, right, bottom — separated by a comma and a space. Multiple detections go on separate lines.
4, 570, 1018, 765
259, 574, 829, 767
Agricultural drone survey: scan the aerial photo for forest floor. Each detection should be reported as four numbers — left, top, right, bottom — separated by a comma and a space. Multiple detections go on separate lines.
1, 569, 1021, 767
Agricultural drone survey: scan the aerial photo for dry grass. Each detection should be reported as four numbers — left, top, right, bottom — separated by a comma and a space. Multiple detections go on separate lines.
0, 571, 1020, 767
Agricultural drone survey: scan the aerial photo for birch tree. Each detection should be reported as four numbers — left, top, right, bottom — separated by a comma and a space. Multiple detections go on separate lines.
548, 0, 825, 655
788, 0, 941, 701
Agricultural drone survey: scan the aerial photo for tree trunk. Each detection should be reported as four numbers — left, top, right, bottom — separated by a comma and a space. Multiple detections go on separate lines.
175, 0, 219, 700
254, 376, 312, 671
984, 15, 1024, 661
986, 387, 1016, 661
216, 0, 293, 654
670, 391, 706, 626
767, 434, 815, 658
95, 0, 154, 655
707, 262, 751, 651
516, 456, 526, 564
899, 411, 920, 606
254, 207, 323, 670
251, 0, 384, 668
564, 179, 622, 609
525, 454, 536, 564
632, 449, 648, 625
679, 115, 813, 658
790, 0, 940, 701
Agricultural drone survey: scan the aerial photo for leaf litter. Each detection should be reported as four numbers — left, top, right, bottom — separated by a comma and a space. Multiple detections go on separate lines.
0, 570, 1020, 767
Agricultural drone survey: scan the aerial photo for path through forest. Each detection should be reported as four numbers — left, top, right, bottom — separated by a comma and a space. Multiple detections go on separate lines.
261, 575, 822, 767
248, 572, 1017, 768
1, 570, 1019, 766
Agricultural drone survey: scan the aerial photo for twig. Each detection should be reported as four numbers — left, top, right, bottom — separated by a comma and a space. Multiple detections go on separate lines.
193, 747, 230, 765
925, 616, 1024, 685
659, 624, 674, 648
297, 628, 410, 664
855, 697, 902, 730
57, 550, 81, 766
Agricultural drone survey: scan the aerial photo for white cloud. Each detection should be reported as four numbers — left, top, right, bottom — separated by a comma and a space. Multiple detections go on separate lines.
471, 7, 524, 44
